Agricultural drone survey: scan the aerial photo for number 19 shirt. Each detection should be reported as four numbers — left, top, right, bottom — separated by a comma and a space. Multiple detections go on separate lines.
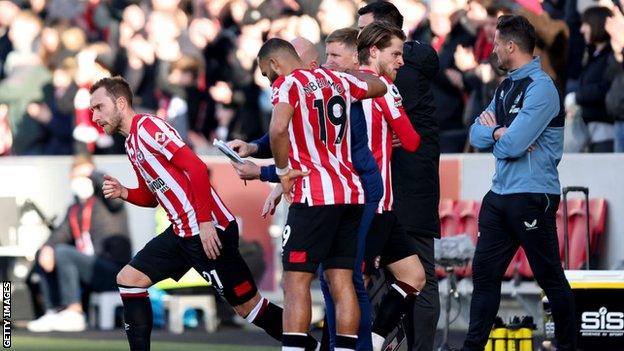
271, 68, 369, 206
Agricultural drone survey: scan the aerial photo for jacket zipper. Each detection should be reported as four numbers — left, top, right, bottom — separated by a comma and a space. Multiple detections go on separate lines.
502, 80, 515, 124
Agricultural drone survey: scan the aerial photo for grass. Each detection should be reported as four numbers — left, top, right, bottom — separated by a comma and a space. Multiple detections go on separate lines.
10, 336, 277, 351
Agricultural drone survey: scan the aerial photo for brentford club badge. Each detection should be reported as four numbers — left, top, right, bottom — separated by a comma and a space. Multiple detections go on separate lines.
136, 150, 145, 163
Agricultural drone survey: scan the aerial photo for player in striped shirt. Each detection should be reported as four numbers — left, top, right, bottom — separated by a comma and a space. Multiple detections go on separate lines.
357, 22, 427, 351
257, 38, 387, 351
90, 77, 285, 350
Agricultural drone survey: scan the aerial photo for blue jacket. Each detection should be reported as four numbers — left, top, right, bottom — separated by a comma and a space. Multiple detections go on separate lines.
469, 57, 565, 195
251, 101, 383, 204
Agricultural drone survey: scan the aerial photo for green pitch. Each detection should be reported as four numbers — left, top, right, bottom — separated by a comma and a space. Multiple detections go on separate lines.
10, 336, 277, 351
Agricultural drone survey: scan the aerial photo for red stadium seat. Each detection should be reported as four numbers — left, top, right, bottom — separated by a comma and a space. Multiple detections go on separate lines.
566, 199, 589, 270
588, 199, 607, 253
517, 248, 533, 279
454, 200, 480, 278
437, 199, 457, 278
439, 199, 458, 237
504, 250, 523, 279
456, 200, 480, 237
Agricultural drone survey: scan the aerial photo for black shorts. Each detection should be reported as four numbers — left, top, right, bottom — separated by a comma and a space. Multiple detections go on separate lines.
129, 223, 257, 306
282, 203, 363, 273
363, 211, 419, 275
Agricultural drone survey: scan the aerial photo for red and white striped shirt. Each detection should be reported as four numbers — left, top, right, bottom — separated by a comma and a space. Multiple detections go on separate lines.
125, 114, 234, 237
362, 75, 420, 213
272, 68, 369, 206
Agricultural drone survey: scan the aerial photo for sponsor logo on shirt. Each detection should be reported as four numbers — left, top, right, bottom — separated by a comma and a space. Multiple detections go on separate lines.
509, 92, 523, 114
148, 177, 170, 193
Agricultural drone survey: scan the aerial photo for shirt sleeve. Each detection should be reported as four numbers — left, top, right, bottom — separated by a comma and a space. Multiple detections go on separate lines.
335, 71, 369, 102
377, 80, 420, 152
137, 116, 185, 161
271, 76, 298, 107
469, 97, 497, 149
250, 132, 273, 159
126, 163, 159, 208
493, 79, 560, 159
170, 146, 214, 222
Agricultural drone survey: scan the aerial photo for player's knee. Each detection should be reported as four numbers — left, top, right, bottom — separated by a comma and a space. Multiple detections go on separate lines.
409, 269, 427, 292
283, 271, 313, 289
395, 274, 425, 294
392, 267, 426, 292
116, 265, 150, 288
232, 292, 261, 317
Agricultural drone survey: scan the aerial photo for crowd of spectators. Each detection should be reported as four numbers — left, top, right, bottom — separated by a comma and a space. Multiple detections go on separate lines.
0, 0, 623, 156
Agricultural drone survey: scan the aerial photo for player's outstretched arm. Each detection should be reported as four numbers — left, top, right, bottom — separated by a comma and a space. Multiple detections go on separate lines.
102, 174, 128, 200
261, 185, 284, 218
270, 102, 307, 203
103, 172, 158, 208
344, 69, 387, 99
171, 146, 224, 259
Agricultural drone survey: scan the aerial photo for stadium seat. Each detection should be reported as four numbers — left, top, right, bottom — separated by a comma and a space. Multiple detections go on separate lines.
454, 200, 480, 278
517, 248, 533, 279
455, 200, 480, 237
504, 250, 523, 279
588, 198, 607, 252
89, 291, 123, 330
164, 294, 218, 334
439, 199, 459, 237
566, 198, 590, 269
437, 199, 458, 278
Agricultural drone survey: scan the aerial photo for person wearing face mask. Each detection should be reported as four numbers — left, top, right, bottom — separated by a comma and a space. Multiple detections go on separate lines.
27, 153, 131, 332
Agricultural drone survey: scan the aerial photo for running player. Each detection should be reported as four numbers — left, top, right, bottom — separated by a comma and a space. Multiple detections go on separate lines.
357, 21, 427, 351
90, 76, 291, 351
257, 38, 386, 351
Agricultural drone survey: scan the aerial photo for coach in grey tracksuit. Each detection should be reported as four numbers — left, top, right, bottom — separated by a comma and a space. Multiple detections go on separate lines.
461, 15, 576, 351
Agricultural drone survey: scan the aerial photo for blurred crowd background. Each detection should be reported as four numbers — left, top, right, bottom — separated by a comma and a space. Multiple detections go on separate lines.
1, 0, 624, 156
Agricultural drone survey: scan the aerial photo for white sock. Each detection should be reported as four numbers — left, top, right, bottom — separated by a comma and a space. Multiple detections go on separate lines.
372, 332, 385, 351
244, 297, 267, 323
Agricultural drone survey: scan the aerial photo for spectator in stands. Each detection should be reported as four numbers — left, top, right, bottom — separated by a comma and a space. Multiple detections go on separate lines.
317, 0, 357, 38
605, 4, 624, 152
0, 10, 51, 155
573, 6, 615, 152
27, 154, 131, 332
0, 0, 19, 80
159, 55, 205, 143
519, 0, 570, 91
425, 0, 476, 153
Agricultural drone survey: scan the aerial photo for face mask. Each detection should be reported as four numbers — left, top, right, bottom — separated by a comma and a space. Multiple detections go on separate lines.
70, 177, 94, 200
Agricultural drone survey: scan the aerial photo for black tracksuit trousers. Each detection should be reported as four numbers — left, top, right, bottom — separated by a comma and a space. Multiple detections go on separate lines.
462, 191, 577, 351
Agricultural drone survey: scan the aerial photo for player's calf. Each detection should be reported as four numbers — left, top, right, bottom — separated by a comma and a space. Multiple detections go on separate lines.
282, 271, 321, 351
117, 265, 153, 351
370, 255, 425, 351
326, 268, 360, 351
233, 292, 285, 342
